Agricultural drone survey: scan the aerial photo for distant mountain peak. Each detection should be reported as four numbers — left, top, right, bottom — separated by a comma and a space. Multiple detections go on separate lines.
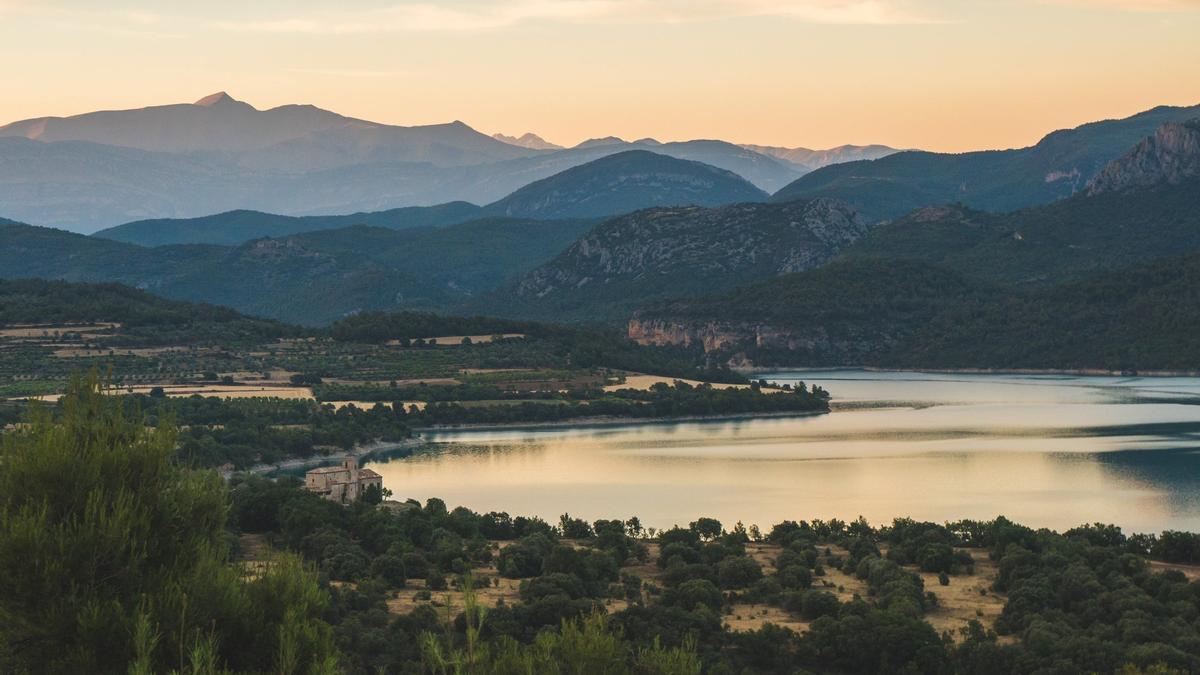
194, 91, 243, 107
491, 132, 563, 150
574, 136, 627, 149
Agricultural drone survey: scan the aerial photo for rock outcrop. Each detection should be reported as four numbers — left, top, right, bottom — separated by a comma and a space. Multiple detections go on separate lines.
1087, 120, 1200, 195
507, 198, 866, 319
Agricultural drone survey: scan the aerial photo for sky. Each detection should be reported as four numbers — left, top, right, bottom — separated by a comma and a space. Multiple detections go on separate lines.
1, 0, 1198, 152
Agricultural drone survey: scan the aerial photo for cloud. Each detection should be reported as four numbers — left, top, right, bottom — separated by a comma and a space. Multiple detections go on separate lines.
216, 0, 947, 34
0, 3, 184, 37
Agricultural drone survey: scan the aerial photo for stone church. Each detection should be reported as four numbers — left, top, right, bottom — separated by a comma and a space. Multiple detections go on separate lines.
304, 455, 383, 504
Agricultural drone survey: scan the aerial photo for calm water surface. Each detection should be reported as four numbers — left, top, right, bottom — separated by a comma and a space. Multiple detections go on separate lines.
364, 371, 1200, 533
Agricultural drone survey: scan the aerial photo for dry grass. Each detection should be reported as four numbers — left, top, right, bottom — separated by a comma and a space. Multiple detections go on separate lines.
1149, 560, 1200, 580
387, 572, 525, 616
604, 373, 788, 394
233, 530, 1013, 640
29, 384, 317, 403
725, 604, 809, 632
919, 550, 1008, 640
0, 322, 120, 339
725, 544, 1006, 639
604, 374, 751, 393
386, 333, 526, 347
52, 346, 190, 358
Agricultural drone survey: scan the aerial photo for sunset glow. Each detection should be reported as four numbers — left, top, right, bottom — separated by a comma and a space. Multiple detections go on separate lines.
2, 0, 1198, 151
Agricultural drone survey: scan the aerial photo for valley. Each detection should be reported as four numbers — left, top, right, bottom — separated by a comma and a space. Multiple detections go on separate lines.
4, 76, 1200, 674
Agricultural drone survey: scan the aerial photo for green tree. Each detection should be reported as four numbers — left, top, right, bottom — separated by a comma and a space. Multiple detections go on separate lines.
0, 372, 337, 673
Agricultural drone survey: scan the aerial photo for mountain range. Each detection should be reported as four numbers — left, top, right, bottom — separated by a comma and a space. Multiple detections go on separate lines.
93, 150, 766, 246
771, 103, 1200, 222
0, 92, 861, 233
0, 216, 595, 325
628, 120, 1200, 370
2, 101, 1199, 373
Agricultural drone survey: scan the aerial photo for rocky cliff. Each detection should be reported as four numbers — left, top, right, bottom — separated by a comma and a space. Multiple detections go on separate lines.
1087, 120, 1200, 195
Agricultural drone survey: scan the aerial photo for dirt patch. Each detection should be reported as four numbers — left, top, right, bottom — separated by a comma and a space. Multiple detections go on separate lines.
0, 323, 120, 339
920, 550, 1007, 640
386, 334, 525, 347
1149, 560, 1200, 580
605, 374, 751, 393
725, 604, 809, 632
34, 384, 319, 403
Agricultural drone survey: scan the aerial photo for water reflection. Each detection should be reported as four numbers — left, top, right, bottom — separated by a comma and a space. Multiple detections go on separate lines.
365, 371, 1200, 533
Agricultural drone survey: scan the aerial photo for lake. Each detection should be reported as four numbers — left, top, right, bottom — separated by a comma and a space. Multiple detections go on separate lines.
363, 370, 1200, 534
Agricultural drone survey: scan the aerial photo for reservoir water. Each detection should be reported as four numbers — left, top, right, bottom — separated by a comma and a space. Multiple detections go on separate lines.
363, 371, 1200, 533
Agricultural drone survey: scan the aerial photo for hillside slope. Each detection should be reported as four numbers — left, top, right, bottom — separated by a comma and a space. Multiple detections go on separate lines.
0, 278, 290, 344
488, 198, 865, 321
632, 253, 1200, 372
632, 122, 1200, 370
0, 217, 592, 324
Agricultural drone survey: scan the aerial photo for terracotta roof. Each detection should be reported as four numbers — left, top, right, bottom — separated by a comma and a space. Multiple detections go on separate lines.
359, 468, 381, 478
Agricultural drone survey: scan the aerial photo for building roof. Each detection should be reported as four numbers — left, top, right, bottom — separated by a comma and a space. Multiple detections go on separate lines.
359, 468, 381, 478
307, 466, 350, 475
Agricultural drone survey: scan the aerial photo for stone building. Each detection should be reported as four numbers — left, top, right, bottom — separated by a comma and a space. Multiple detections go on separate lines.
304, 455, 383, 504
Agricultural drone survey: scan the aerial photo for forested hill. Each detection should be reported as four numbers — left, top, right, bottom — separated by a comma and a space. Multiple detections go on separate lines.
0, 217, 595, 325
771, 103, 1200, 222
631, 123, 1200, 372
485, 198, 867, 322
633, 251, 1200, 372
0, 278, 291, 344
841, 176, 1200, 285
481, 150, 768, 220
93, 202, 484, 247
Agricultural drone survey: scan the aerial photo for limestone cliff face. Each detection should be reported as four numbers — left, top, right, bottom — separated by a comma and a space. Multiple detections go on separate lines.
1087, 120, 1200, 195
627, 318, 835, 356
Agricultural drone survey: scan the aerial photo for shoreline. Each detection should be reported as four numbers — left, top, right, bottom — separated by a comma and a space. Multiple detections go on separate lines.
737, 366, 1200, 378
417, 408, 829, 434
223, 409, 830, 476
225, 437, 425, 477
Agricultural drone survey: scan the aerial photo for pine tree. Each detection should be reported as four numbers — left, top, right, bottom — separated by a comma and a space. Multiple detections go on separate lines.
0, 371, 338, 673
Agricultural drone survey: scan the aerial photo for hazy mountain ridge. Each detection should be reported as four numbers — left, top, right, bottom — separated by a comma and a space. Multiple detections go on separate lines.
741, 143, 900, 170
92, 150, 768, 246
0, 92, 531, 165
492, 132, 563, 150
771, 103, 1200, 222
0, 93, 800, 232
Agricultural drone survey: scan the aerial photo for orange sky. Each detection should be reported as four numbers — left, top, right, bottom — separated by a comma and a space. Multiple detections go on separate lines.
1, 0, 1198, 152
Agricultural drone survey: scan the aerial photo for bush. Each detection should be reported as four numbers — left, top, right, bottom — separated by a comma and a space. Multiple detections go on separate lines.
668, 579, 724, 612
370, 554, 407, 587
799, 590, 841, 620
717, 556, 763, 589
